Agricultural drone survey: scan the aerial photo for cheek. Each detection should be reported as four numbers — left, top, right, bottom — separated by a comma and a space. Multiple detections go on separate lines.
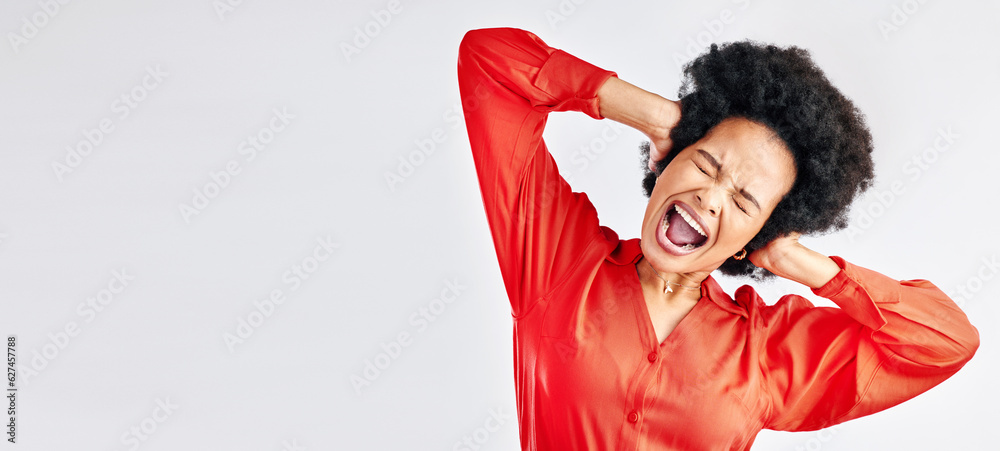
649, 172, 676, 202
653, 165, 696, 196
718, 214, 766, 246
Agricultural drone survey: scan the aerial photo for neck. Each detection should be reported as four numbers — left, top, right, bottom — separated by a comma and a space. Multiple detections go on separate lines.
636, 256, 707, 304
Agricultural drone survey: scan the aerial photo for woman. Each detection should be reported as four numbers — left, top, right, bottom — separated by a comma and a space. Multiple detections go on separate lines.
456, 27, 978, 450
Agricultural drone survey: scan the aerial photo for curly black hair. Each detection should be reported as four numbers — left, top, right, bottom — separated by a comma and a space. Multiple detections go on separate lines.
639, 40, 875, 280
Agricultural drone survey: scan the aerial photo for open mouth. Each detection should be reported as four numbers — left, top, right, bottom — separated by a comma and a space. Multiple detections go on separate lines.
659, 202, 709, 252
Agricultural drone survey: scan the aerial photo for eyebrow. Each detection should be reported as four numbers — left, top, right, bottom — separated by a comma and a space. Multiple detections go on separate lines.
696, 149, 761, 211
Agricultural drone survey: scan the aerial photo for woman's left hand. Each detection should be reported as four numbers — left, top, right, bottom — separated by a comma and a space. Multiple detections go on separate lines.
747, 232, 803, 274
747, 232, 841, 289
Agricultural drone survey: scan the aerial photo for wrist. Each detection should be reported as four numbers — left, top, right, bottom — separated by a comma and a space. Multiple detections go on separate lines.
597, 77, 671, 137
767, 244, 840, 289
649, 97, 679, 142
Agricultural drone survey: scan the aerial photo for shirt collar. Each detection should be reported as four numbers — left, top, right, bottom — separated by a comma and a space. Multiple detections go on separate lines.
606, 237, 748, 318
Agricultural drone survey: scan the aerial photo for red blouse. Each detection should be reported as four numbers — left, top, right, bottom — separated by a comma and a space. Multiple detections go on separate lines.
457, 27, 979, 450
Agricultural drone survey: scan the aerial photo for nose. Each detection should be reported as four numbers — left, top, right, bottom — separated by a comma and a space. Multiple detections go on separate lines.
695, 185, 724, 217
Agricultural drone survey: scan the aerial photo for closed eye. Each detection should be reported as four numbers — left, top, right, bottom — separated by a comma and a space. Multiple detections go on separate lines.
733, 197, 749, 214
695, 163, 712, 177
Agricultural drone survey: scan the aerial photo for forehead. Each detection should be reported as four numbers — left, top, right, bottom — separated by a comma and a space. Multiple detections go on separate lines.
693, 118, 796, 201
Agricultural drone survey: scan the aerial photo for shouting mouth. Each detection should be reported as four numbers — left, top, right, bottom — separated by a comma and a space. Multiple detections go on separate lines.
655, 201, 709, 256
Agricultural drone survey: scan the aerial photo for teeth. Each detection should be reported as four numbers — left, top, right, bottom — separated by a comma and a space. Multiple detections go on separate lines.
673, 205, 707, 237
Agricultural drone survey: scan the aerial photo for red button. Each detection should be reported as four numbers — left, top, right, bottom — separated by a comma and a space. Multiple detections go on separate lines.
647, 352, 657, 362
627, 410, 639, 423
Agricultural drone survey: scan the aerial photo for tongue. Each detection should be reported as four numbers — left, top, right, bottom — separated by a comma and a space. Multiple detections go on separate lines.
666, 208, 706, 247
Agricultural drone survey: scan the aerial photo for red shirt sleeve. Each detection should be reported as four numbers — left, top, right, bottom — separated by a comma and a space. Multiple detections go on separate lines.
457, 28, 618, 317
759, 256, 980, 431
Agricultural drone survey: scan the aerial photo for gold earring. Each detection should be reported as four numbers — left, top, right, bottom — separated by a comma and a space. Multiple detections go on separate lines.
733, 248, 747, 260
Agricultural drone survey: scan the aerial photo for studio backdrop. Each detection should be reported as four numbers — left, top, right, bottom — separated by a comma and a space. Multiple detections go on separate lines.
0, 0, 997, 450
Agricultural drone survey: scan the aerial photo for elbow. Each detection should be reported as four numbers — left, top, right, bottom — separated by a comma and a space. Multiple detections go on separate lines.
903, 317, 981, 372
458, 29, 480, 59
918, 283, 981, 369
457, 29, 490, 82
458, 28, 496, 63
957, 324, 980, 367
458, 27, 533, 66
936, 321, 980, 371
946, 310, 981, 369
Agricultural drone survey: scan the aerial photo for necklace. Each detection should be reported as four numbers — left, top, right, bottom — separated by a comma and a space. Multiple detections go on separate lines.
644, 258, 700, 294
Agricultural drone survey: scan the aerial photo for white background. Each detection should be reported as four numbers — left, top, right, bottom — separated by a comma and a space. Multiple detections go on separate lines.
0, 0, 997, 450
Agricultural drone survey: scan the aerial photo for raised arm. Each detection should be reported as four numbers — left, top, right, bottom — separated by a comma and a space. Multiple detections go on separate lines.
755, 254, 980, 431
596, 76, 680, 171
457, 27, 618, 317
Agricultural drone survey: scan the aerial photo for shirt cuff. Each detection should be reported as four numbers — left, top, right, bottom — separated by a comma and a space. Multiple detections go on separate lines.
810, 256, 894, 331
533, 49, 618, 120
